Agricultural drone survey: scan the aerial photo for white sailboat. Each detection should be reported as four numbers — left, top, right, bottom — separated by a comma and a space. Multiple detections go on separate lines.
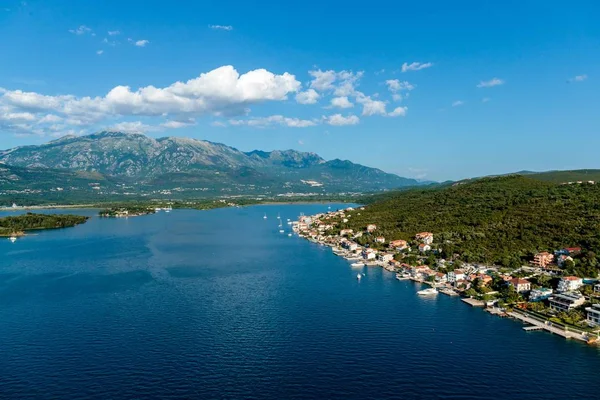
263, 213, 267, 219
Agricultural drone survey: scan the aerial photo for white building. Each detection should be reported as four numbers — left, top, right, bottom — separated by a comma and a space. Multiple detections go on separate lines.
557, 276, 583, 293
378, 253, 394, 263
548, 292, 586, 312
418, 244, 431, 253
529, 288, 553, 302
585, 304, 600, 326
447, 269, 465, 283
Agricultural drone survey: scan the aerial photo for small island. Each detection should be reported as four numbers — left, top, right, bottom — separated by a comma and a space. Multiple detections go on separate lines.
99, 206, 156, 218
0, 213, 89, 237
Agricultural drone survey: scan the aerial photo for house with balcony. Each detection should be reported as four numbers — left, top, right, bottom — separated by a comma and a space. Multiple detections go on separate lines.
532, 252, 554, 268
508, 278, 531, 293
585, 303, 600, 326
549, 292, 586, 312
447, 269, 465, 283
415, 232, 434, 245
529, 288, 553, 302
389, 239, 408, 250
378, 253, 394, 263
418, 243, 431, 253
557, 276, 583, 293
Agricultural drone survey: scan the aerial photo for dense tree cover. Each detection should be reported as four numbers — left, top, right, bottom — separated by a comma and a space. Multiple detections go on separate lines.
342, 176, 600, 266
0, 213, 89, 235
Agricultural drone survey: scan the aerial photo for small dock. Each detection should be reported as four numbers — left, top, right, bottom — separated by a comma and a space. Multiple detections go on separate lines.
523, 325, 543, 331
508, 311, 588, 342
438, 288, 459, 297
461, 298, 485, 307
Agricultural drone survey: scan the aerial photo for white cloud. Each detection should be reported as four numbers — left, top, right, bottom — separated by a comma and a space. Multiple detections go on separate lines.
386, 79, 415, 92
109, 121, 154, 133
356, 94, 386, 116
401, 62, 433, 72
325, 114, 359, 126
477, 77, 504, 88
388, 106, 407, 117
0, 65, 301, 136
229, 115, 316, 128
209, 25, 233, 31
452, 100, 464, 107
108, 30, 120, 36
96, 50, 104, 55
69, 25, 92, 35
482, 97, 491, 103
569, 74, 588, 83
308, 69, 363, 97
134, 40, 150, 47
330, 96, 353, 109
210, 121, 227, 127
38, 114, 62, 123
160, 119, 195, 129
298, 140, 304, 145
295, 89, 320, 104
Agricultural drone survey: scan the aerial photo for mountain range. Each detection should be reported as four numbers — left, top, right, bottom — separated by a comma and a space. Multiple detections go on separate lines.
0, 131, 421, 203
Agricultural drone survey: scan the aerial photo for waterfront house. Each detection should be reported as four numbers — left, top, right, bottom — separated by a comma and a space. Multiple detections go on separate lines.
418, 243, 431, 253
362, 248, 378, 260
548, 292, 585, 312
367, 224, 377, 233
557, 276, 583, 293
529, 288, 553, 302
378, 253, 394, 263
375, 237, 386, 244
435, 272, 447, 283
585, 304, 600, 326
532, 252, 554, 268
447, 269, 465, 283
415, 232, 434, 245
508, 278, 531, 293
389, 239, 408, 251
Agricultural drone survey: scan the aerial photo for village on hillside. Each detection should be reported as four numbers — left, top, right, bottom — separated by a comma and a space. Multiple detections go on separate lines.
293, 206, 600, 344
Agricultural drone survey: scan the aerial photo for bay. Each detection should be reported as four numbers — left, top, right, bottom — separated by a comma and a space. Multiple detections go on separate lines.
1, 204, 599, 399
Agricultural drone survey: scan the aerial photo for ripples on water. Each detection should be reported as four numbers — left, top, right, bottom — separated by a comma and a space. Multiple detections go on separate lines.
1, 205, 600, 399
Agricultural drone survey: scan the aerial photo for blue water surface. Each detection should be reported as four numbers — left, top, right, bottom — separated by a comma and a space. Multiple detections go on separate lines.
1, 204, 599, 400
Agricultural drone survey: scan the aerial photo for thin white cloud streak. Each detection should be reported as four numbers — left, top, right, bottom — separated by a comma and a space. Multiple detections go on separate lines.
325, 114, 359, 126
401, 62, 433, 72
69, 25, 92, 35
209, 25, 233, 31
452, 100, 464, 107
477, 77, 504, 88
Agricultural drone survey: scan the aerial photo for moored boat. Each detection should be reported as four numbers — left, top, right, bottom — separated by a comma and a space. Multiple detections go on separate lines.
351, 262, 365, 267
417, 288, 438, 295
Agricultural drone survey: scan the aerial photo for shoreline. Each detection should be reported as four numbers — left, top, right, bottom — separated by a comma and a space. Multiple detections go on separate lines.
293, 209, 600, 346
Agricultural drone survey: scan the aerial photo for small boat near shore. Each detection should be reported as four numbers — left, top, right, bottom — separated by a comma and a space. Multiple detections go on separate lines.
9, 236, 17, 243
395, 273, 410, 280
351, 262, 365, 267
417, 288, 438, 296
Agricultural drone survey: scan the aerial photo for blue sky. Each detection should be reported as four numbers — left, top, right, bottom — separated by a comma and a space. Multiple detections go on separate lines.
0, 0, 598, 181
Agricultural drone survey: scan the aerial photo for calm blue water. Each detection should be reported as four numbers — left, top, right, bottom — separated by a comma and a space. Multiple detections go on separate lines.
1, 204, 600, 400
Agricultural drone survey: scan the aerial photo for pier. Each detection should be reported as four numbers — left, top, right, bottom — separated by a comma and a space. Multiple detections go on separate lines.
508, 311, 588, 342
461, 298, 485, 307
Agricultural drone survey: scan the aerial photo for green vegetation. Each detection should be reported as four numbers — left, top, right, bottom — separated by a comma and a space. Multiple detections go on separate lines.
342, 176, 600, 270
0, 213, 89, 236
99, 206, 156, 217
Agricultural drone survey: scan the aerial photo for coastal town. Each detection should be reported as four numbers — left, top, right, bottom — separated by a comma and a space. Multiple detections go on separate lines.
293, 206, 600, 345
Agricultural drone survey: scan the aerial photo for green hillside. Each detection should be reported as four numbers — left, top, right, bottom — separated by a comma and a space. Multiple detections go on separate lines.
525, 169, 600, 184
342, 176, 600, 269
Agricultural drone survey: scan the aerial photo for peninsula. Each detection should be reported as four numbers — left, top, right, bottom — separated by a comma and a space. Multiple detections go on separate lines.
294, 175, 600, 344
0, 213, 89, 237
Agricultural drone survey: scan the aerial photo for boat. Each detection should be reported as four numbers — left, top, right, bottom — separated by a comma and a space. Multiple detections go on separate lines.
263, 213, 267, 219
395, 273, 410, 280
288, 233, 292, 237
356, 273, 362, 280
345, 256, 360, 261
417, 288, 438, 295
9, 236, 17, 243
279, 229, 285, 233
351, 262, 365, 267
287, 218, 291, 222
277, 213, 281, 219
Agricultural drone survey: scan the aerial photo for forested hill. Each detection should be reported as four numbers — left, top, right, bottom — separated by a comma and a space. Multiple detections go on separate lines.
343, 176, 600, 267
